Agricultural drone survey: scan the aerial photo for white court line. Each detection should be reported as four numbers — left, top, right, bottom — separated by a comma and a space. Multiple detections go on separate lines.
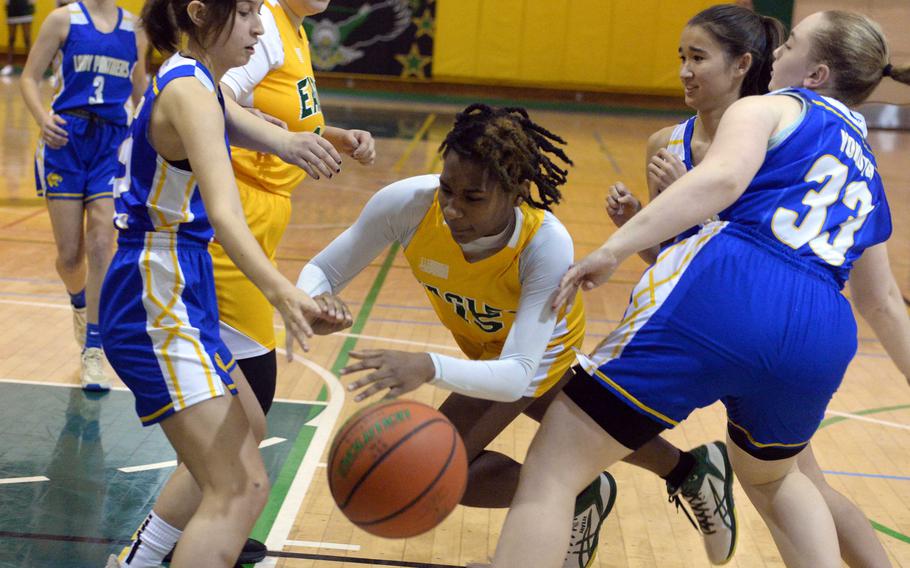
118, 437, 289, 473
0, 377, 129, 391
825, 410, 910, 431
119, 460, 177, 474
272, 324, 461, 353
0, 298, 69, 310
262, 349, 344, 567
0, 476, 49, 485
335, 331, 461, 352
285, 540, 360, 551
0, 378, 322, 406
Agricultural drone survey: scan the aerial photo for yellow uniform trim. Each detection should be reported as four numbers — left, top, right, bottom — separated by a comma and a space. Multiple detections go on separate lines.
728, 418, 809, 448
610, 223, 724, 358
590, 367, 678, 426
84, 192, 113, 202
148, 165, 170, 229
142, 233, 220, 407
143, 233, 185, 407
140, 401, 175, 424
809, 99, 868, 146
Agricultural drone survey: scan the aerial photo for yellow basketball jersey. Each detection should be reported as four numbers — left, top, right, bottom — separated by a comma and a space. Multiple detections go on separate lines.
230, 0, 325, 197
403, 193, 584, 395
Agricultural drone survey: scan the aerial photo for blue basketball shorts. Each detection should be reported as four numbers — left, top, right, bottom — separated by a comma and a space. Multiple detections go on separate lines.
34, 112, 128, 203
566, 221, 857, 459
100, 232, 238, 426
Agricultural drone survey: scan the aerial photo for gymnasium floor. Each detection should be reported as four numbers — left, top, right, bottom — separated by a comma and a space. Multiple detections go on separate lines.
0, 77, 908, 567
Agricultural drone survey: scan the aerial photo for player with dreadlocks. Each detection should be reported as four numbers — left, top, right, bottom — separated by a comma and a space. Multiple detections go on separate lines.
295, 104, 732, 567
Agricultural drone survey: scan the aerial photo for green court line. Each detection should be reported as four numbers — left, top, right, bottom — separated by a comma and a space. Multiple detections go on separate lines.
818, 404, 910, 544
818, 404, 910, 429
871, 521, 910, 545
250, 243, 400, 545
250, 424, 317, 542
330, 242, 401, 377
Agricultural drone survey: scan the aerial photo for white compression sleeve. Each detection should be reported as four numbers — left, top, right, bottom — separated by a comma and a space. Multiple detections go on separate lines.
427, 213, 574, 402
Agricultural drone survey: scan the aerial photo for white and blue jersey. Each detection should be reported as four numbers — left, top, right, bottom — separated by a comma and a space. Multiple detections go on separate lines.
664, 117, 701, 244
101, 54, 236, 426
566, 88, 893, 459
52, 2, 137, 125
112, 54, 230, 246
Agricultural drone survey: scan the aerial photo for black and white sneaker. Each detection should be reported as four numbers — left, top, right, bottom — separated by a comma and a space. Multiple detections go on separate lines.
668, 442, 737, 565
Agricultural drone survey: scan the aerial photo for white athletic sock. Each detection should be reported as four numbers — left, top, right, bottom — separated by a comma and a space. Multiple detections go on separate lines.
120, 511, 182, 567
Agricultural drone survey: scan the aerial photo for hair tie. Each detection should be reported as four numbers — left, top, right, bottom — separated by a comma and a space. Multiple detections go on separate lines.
883, 63, 893, 77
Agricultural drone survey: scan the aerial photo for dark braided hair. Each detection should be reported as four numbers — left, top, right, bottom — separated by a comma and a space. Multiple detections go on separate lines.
438, 104, 573, 211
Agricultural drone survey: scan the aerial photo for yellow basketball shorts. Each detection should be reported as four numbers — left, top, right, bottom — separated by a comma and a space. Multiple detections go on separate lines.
210, 180, 292, 355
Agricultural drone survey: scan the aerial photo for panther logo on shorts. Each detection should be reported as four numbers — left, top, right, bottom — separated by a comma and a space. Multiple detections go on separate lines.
47, 173, 63, 188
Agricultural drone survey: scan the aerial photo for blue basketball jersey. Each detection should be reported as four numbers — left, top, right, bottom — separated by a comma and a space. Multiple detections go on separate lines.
719, 88, 892, 286
51, 2, 137, 125
113, 54, 229, 245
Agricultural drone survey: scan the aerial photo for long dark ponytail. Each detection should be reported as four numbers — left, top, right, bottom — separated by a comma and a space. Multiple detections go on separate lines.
688, 4, 786, 96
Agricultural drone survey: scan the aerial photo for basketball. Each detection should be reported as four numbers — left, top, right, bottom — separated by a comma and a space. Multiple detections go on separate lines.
327, 399, 468, 538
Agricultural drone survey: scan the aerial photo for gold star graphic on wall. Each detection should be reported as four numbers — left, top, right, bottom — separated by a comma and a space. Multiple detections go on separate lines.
412, 8, 434, 38
395, 43, 432, 79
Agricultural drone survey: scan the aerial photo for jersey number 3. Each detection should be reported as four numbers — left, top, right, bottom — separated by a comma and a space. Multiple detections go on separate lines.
88, 75, 105, 105
771, 154, 874, 267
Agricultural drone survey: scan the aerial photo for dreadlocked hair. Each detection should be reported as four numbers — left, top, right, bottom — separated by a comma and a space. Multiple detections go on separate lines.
438, 104, 573, 211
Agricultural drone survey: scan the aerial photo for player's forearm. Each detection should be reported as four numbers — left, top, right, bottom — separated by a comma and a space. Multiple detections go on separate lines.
604, 164, 742, 261
19, 77, 49, 126
223, 96, 285, 153
322, 126, 348, 147
858, 291, 910, 379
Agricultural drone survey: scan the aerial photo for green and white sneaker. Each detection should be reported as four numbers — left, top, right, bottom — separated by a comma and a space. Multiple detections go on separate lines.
668, 441, 737, 565
563, 472, 617, 568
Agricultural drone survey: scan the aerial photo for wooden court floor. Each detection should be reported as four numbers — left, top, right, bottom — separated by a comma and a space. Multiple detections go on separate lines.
0, 77, 908, 567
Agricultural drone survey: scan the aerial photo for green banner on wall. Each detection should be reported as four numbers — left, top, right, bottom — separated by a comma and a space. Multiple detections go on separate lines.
751, 0, 794, 30
303, 0, 435, 79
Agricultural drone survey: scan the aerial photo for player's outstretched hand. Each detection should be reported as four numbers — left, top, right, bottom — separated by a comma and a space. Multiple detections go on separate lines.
280, 131, 343, 180
341, 350, 435, 402
310, 292, 353, 335
270, 283, 324, 359
337, 129, 376, 165
647, 148, 687, 194
606, 181, 641, 227
284, 291, 351, 359
551, 246, 621, 310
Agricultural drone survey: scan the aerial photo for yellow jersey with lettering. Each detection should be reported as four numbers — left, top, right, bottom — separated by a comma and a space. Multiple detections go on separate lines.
212, 0, 324, 354
227, 0, 325, 197
402, 193, 585, 396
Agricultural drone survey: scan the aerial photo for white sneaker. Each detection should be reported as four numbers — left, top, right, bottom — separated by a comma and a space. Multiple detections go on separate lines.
81, 347, 111, 391
73, 306, 87, 349
104, 555, 122, 568
0, 65, 13, 76
563, 472, 617, 568
668, 441, 737, 565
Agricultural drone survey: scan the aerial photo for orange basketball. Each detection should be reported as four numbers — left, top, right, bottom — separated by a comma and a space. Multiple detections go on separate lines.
327, 399, 468, 538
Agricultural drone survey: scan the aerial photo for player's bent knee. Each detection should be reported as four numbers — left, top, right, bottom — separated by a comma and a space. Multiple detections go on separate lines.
56, 252, 84, 274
